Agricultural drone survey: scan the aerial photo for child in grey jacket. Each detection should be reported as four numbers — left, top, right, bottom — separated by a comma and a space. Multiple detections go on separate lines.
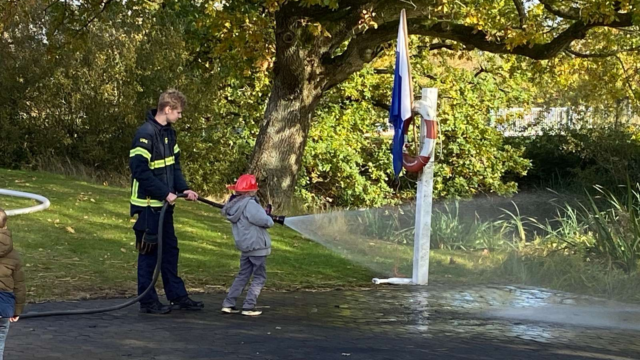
221, 174, 274, 316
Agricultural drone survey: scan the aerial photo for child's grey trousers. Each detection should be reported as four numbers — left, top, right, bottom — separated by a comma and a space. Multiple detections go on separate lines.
222, 255, 267, 310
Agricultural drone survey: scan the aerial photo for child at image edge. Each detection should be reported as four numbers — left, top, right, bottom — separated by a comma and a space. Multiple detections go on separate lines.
0, 208, 26, 359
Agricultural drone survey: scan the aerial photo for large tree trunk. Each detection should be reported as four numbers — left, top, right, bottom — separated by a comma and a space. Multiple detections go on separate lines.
248, 10, 325, 211
248, 73, 322, 211
248, 2, 378, 210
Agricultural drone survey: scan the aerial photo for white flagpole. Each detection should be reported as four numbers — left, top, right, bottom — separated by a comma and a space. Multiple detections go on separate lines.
412, 88, 438, 285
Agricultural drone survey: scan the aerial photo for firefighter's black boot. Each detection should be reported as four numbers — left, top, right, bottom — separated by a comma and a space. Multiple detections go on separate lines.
140, 301, 172, 314
171, 297, 204, 310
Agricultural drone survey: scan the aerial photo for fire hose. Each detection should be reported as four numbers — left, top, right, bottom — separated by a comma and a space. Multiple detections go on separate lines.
21, 194, 284, 319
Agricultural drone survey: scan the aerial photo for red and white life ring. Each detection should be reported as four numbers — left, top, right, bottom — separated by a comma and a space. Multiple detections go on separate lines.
402, 99, 438, 173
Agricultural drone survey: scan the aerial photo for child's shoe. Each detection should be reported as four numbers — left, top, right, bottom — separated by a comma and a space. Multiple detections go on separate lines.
242, 309, 262, 316
221, 307, 241, 314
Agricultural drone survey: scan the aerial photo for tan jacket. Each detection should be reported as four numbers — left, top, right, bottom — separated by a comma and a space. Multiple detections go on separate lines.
0, 229, 26, 315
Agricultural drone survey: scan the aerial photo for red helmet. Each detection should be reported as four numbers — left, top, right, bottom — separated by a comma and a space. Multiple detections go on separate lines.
226, 174, 258, 192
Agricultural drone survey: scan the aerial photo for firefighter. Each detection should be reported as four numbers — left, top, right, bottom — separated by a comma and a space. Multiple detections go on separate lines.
129, 89, 204, 314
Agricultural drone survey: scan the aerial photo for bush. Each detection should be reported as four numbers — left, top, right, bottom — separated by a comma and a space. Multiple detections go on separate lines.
513, 126, 640, 191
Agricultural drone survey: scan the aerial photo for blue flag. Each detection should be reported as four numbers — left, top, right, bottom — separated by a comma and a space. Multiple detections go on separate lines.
389, 9, 413, 177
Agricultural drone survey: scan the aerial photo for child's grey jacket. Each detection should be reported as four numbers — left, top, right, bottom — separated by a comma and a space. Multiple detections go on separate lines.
221, 195, 274, 256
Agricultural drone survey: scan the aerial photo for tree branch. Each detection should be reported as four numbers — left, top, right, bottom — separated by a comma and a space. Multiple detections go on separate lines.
78, 0, 113, 32
43, 0, 61, 13
472, 69, 508, 93
371, 100, 390, 111
409, 20, 595, 60
614, 55, 637, 104
321, 3, 633, 91
475, 67, 486, 77
416, 42, 456, 51
322, 36, 449, 90
50, 0, 69, 37
373, 68, 392, 75
374, 68, 438, 81
513, 0, 526, 28
394, 14, 631, 60
538, 0, 581, 20
566, 45, 640, 58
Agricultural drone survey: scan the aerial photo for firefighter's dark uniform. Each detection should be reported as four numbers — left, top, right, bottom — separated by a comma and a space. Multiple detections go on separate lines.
129, 109, 190, 307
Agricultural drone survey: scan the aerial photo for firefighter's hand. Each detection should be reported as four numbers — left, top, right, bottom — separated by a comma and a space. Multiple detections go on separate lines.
184, 190, 199, 201
166, 193, 178, 204
10, 316, 19, 323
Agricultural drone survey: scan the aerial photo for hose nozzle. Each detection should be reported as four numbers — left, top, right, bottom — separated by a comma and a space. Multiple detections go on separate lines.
265, 204, 285, 225
269, 214, 286, 225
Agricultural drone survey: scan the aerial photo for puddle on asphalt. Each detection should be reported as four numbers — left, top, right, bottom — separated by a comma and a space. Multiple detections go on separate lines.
279, 284, 640, 354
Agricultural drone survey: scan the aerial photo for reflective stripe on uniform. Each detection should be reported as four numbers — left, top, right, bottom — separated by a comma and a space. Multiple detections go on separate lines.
130, 148, 175, 170
130, 197, 163, 207
129, 144, 175, 207
130, 179, 163, 207
129, 148, 151, 160
150, 156, 175, 169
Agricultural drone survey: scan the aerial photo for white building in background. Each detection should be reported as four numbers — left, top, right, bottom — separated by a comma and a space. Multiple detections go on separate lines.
493, 102, 639, 137
375, 105, 637, 139
376, 107, 577, 139
492, 107, 575, 137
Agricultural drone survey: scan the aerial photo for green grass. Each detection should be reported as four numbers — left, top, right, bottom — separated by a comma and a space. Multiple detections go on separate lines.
1, 169, 378, 302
